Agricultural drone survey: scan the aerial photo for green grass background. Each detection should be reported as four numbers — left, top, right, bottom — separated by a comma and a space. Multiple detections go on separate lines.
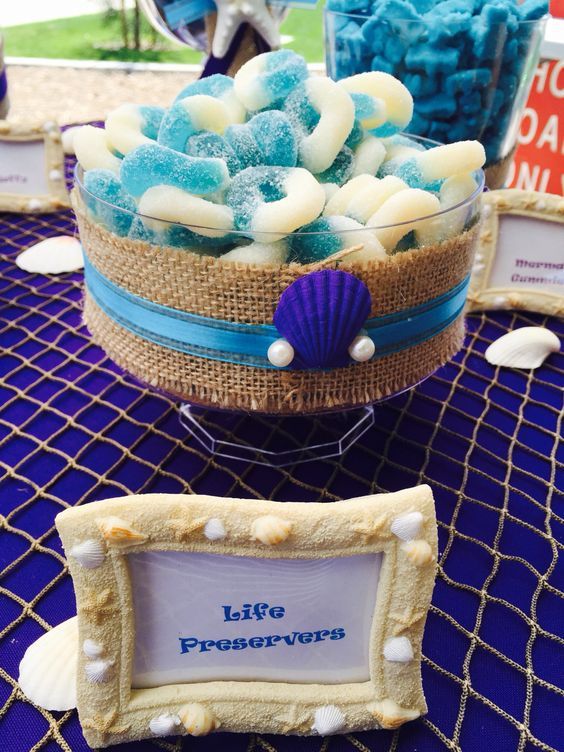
3, 5, 326, 63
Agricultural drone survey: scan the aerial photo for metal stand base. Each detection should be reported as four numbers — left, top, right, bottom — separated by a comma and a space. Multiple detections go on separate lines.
179, 404, 375, 466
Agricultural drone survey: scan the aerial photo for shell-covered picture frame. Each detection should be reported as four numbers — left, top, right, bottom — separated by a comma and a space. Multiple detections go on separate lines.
19, 488, 437, 747
0, 120, 69, 212
467, 189, 564, 315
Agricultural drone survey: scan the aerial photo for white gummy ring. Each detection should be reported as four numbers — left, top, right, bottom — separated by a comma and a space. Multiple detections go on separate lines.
367, 188, 441, 250
340, 72, 413, 136
298, 78, 355, 175
74, 126, 121, 174
252, 167, 326, 242
138, 185, 234, 239
325, 175, 408, 223
106, 104, 152, 156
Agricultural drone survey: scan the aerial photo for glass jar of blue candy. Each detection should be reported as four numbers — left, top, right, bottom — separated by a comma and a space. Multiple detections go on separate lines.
324, 0, 548, 187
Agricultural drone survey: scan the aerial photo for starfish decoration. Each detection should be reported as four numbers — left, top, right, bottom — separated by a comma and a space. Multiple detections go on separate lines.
274, 704, 310, 733
81, 588, 117, 626
389, 604, 426, 630
352, 513, 389, 542
165, 515, 208, 542
212, 0, 280, 59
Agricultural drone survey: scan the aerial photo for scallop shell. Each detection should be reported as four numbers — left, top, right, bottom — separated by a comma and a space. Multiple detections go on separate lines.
97, 516, 146, 545
390, 511, 423, 541
149, 713, 181, 736
311, 705, 346, 735
485, 327, 560, 369
84, 658, 113, 683
273, 269, 372, 368
16, 236, 84, 274
251, 515, 292, 545
204, 518, 227, 541
178, 703, 219, 736
70, 538, 105, 569
18, 616, 78, 711
369, 698, 419, 729
383, 636, 414, 662
402, 539, 435, 566
83, 638, 103, 659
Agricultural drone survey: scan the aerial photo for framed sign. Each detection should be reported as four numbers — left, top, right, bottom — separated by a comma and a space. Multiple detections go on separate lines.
19, 488, 437, 747
467, 190, 564, 315
0, 121, 69, 212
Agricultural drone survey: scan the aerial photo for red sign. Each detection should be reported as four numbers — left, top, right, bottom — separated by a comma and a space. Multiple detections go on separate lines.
507, 58, 564, 195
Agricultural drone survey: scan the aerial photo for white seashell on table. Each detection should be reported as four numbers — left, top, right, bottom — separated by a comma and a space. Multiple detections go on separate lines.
311, 705, 346, 735
485, 327, 560, 369
16, 236, 83, 274
18, 616, 78, 711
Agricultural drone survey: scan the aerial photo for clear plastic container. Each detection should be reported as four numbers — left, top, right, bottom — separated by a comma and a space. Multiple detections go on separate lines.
324, 7, 548, 187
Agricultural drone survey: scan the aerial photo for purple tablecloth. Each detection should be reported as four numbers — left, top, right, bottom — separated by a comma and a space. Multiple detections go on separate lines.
0, 152, 563, 752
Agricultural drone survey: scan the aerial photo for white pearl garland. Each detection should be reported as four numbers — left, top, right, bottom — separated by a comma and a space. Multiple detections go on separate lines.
348, 335, 375, 362
267, 338, 295, 368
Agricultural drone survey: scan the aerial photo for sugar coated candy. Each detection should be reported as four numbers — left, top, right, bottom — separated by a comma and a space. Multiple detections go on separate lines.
220, 240, 289, 265
120, 143, 229, 198
226, 166, 326, 242
288, 215, 387, 264
285, 78, 355, 174
138, 185, 234, 239
367, 188, 441, 250
158, 95, 233, 153
325, 174, 408, 223
339, 72, 413, 137
105, 104, 165, 155
74, 126, 121, 174
173, 74, 246, 123
83, 169, 136, 236
234, 49, 309, 112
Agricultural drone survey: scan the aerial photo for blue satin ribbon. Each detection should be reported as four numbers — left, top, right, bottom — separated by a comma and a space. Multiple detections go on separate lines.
84, 255, 470, 370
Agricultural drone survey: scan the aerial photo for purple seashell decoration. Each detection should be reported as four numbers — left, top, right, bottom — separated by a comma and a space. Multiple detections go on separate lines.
273, 269, 372, 369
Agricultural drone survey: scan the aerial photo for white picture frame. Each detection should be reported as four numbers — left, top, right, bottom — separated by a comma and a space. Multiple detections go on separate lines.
468, 189, 564, 315
0, 121, 69, 212
20, 488, 437, 747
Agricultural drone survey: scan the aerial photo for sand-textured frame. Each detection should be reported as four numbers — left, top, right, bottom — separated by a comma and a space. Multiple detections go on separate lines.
468, 189, 564, 315
56, 487, 437, 747
0, 120, 69, 212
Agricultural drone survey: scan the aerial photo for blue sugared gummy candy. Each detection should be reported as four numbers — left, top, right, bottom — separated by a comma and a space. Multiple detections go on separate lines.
120, 143, 229, 198
225, 166, 288, 234
84, 169, 136, 236
173, 74, 236, 104
248, 111, 298, 167
287, 218, 343, 264
185, 132, 241, 176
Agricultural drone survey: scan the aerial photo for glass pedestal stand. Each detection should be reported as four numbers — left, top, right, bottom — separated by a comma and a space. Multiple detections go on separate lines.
179, 403, 375, 466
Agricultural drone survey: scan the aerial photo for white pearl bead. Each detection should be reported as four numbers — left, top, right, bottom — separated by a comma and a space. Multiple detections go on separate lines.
267, 338, 294, 368
348, 335, 375, 363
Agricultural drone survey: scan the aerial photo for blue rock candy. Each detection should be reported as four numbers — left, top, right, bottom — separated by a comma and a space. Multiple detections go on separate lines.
84, 169, 137, 236
445, 68, 492, 95
403, 73, 438, 98
226, 166, 288, 234
186, 132, 240, 176
405, 44, 461, 75
518, 0, 547, 21
417, 93, 457, 119
248, 111, 298, 167
120, 143, 229, 198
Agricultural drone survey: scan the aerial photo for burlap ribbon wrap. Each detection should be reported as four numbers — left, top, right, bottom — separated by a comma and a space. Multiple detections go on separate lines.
74, 193, 479, 414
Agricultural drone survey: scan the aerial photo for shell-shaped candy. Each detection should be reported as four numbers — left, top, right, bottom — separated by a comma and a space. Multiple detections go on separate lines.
204, 518, 227, 541
82, 639, 103, 659
402, 539, 434, 566
85, 658, 113, 683
178, 703, 219, 736
485, 327, 560, 369
390, 511, 423, 542
273, 269, 372, 369
18, 616, 78, 711
97, 516, 146, 545
383, 636, 414, 662
251, 515, 292, 545
311, 705, 346, 735
149, 713, 180, 736
70, 539, 105, 569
